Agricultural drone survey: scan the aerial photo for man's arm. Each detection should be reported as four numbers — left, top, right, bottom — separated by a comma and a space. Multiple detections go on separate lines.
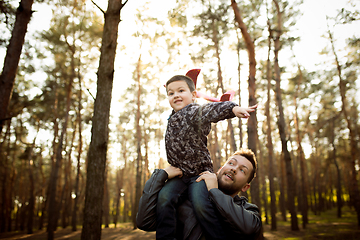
196, 172, 262, 237
136, 169, 167, 231
136, 166, 182, 231
209, 189, 262, 237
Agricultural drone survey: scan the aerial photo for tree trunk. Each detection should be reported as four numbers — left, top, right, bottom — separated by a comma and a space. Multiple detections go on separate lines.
274, 32, 299, 232
231, 0, 260, 213
235, 29, 243, 148
103, 167, 110, 228
114, 168, 124, 227
213, 25, 237, 152
72, 73, 83, 231
26, 136, 37, 234
265, 22, 277, 230
143, 127, 150, 185
123, 188, 129, 222
0, 0, 34, 132
8, 152, 16, 232
121, 140, 129, 223
0, 121, 11, 232
279, 154, 287, 221
38, 152, 47, 230
272, 0, 299, 231
61, 124, 76, 229
293, 65, 308, 228
39, 191, 48, 230
26, 163, 34, 235
312, 165, 318, 215
47, 70, 74, 239
328, 27, 360, 226
257, 140, 269, 225
330, 118, 342, 218
81, 1, 126, 239
114, 177, 120, 228
133, 54, 143, 229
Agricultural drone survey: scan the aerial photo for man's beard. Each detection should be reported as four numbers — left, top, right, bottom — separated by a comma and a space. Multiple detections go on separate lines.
217, 171, 237, 196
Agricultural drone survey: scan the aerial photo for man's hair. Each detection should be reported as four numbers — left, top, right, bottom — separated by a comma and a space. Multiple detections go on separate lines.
233, 149, 257, 183
166, 75, 196, 92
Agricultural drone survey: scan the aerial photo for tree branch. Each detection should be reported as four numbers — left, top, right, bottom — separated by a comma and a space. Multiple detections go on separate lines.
91, 0, 105, 14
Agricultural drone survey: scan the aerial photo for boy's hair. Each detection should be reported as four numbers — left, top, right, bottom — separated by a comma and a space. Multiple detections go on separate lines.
233, 149, 257, 183
166, 75, 196, 92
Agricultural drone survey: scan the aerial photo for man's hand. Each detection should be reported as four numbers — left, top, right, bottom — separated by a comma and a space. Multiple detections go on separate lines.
232, 104, 257, 119
164, 166, 183, 179
196, 171, 218, 191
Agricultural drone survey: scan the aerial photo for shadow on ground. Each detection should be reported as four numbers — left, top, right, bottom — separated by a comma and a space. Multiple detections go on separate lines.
0, 223, 155, 240
0, 217, 359, 240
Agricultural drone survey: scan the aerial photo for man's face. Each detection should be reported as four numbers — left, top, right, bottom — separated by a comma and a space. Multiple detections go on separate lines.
167, 80, 196, 112
217, 154, 253, 197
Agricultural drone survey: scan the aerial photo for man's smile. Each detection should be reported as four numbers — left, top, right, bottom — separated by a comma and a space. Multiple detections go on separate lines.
224, 172, 234, 181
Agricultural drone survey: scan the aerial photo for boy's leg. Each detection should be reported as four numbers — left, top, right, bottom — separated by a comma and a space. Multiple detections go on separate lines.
188, 177, 227, 240
156, 177, 188, 240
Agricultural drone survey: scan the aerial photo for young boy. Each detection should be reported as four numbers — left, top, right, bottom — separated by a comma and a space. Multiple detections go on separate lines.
156, 73, 257, 240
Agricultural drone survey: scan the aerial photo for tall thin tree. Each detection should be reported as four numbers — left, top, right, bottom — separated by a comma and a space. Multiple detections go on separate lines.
81, 0, 128, 239
133, 54, 143, 229
272, 0, 299, 231
327, 23, 360, 226
231, 0, 260, 210
265, 16, 277, 230
47, 52, 75, 240
0, 0, 34, 132
71, 73, 83, 231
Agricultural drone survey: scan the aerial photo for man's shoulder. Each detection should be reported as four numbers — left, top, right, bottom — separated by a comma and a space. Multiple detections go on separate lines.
234, 196, 260, 213
231, 195, 242, 205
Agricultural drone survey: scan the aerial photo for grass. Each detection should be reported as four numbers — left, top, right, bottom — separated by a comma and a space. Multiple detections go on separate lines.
0, 207, 358, 239
263, 206, 359, 240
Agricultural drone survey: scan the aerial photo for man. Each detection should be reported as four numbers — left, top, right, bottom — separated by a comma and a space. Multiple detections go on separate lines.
136, 149, 262, 240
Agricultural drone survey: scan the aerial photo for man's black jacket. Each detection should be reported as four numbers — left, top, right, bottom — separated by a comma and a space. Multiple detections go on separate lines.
136, 169, 262, 240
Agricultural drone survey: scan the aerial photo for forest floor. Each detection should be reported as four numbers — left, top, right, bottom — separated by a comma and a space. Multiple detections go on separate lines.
0, 206, 359, 240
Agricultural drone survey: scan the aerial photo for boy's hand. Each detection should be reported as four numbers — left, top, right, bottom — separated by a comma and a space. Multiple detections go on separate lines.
232, 104, 257, 119
196, 171, 218, 191
164, 166, 183, 179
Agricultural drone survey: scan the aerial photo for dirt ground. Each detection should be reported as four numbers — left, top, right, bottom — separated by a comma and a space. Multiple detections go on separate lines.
0, 223, 155, 240
0, 221, 359, 240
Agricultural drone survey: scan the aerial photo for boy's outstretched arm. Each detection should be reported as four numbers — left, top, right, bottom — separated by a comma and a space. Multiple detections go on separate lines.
232, 104, 258, 119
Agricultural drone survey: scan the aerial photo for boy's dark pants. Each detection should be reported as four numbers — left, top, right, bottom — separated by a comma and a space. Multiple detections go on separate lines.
156, 176, 226, 240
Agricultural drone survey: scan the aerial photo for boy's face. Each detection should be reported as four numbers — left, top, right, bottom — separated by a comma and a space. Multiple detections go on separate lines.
167, 80, 196, 112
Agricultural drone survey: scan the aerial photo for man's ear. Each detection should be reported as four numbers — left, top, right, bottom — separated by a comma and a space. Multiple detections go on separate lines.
241, 183, 250, 192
